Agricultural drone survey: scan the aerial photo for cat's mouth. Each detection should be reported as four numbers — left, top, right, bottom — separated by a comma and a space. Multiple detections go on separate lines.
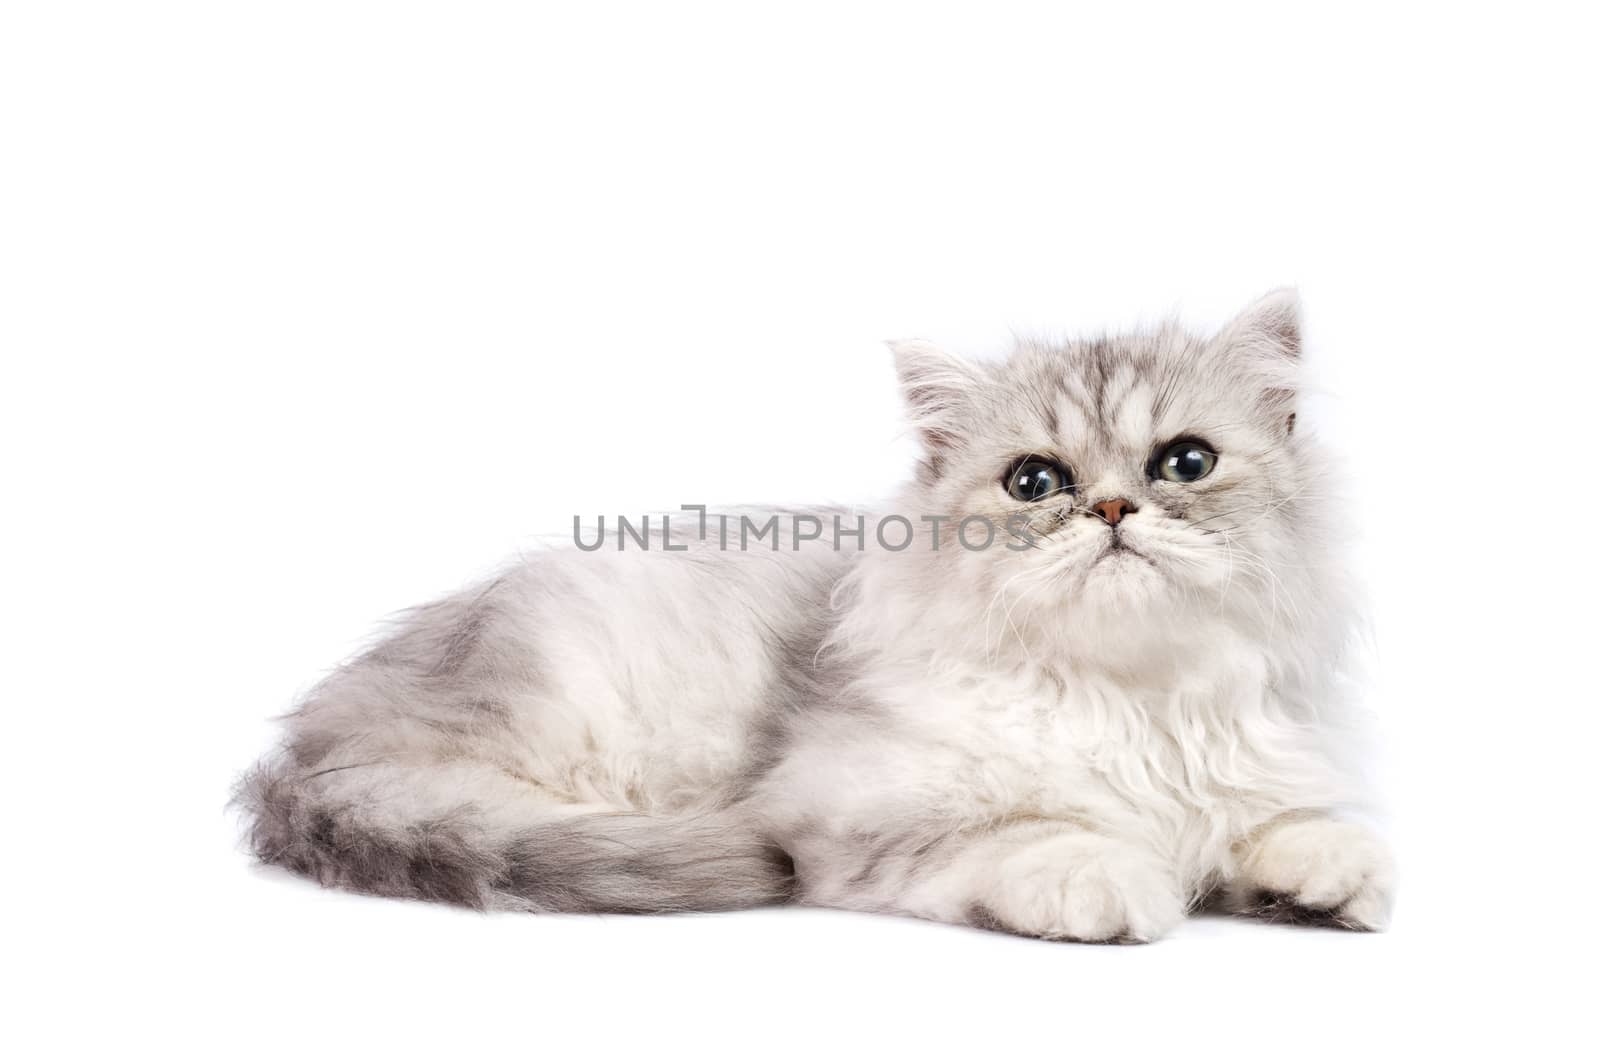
1093, 533, 1155, 567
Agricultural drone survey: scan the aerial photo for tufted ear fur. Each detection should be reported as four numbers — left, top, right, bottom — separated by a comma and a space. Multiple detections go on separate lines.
1210, 288, 1303, 434
888, 339, 987, 453
1215, 287, 1302, 359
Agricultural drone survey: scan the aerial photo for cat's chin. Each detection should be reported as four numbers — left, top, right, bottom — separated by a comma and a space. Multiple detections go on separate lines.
1060, 545, 1203, 648
1063, 576, 1164, 643
1076, 542, 1169, 601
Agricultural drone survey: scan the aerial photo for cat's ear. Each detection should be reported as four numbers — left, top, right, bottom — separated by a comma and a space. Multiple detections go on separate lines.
1214, 287, 1302, 359
1210, 289, 1302, 434
888, 339, 984, 453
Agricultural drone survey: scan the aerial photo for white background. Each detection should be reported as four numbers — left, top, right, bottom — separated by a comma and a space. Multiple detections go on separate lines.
4, 2, 1597, 1053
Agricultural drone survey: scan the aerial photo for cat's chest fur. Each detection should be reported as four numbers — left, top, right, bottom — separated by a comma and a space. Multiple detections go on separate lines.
879, 650, 1325, 879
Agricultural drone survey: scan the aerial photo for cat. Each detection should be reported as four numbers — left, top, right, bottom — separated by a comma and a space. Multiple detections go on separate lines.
237, 290, 1393, 941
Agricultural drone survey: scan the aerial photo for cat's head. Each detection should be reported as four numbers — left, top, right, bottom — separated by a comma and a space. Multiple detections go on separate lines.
887, 290, 1336, 670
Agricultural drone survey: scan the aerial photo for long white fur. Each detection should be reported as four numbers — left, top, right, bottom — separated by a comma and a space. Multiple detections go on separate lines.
239, 290, 1392, 939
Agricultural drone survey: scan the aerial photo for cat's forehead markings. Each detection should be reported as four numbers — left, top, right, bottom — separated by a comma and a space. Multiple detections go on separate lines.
1098, 364, 1139, 424
1080, 340, 1116, 418
1038, 391, 1060, 438
1107, 381, 1157, 447
1049, 380, 1095, 440
1076, 348, 1141, 443
1020, 341, 1157, 448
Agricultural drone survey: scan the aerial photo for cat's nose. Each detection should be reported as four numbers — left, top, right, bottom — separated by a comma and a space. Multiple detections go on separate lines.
1089, 498, 1136, 526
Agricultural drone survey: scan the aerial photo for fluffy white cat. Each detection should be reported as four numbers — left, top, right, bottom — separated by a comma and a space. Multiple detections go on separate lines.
239, 290, 1392, 941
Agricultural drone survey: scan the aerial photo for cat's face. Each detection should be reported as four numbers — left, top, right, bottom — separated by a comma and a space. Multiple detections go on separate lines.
893, 291, 1321, 666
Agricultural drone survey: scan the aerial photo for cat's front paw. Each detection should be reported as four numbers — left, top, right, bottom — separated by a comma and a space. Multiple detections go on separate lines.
1233, 817, 1394, 931
978, 832, 1184, 943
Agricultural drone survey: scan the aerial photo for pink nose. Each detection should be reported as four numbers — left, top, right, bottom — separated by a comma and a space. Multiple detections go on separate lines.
1090, 498, 1136, 526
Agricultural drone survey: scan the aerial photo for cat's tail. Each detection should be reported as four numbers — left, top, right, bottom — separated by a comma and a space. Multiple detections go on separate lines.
233, 757, 794, 912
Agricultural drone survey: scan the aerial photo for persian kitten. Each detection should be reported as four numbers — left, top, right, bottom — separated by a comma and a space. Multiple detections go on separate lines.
238, 291, 1392, 941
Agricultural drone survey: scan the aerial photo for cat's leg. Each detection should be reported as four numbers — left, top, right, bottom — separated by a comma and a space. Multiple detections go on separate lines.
1226, 813, 1394, 930
798, 819, 1186, 943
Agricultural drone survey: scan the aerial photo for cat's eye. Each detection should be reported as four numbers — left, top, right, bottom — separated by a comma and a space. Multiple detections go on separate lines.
1154, 440, 1218, 483
1005, 456, 1075, 502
